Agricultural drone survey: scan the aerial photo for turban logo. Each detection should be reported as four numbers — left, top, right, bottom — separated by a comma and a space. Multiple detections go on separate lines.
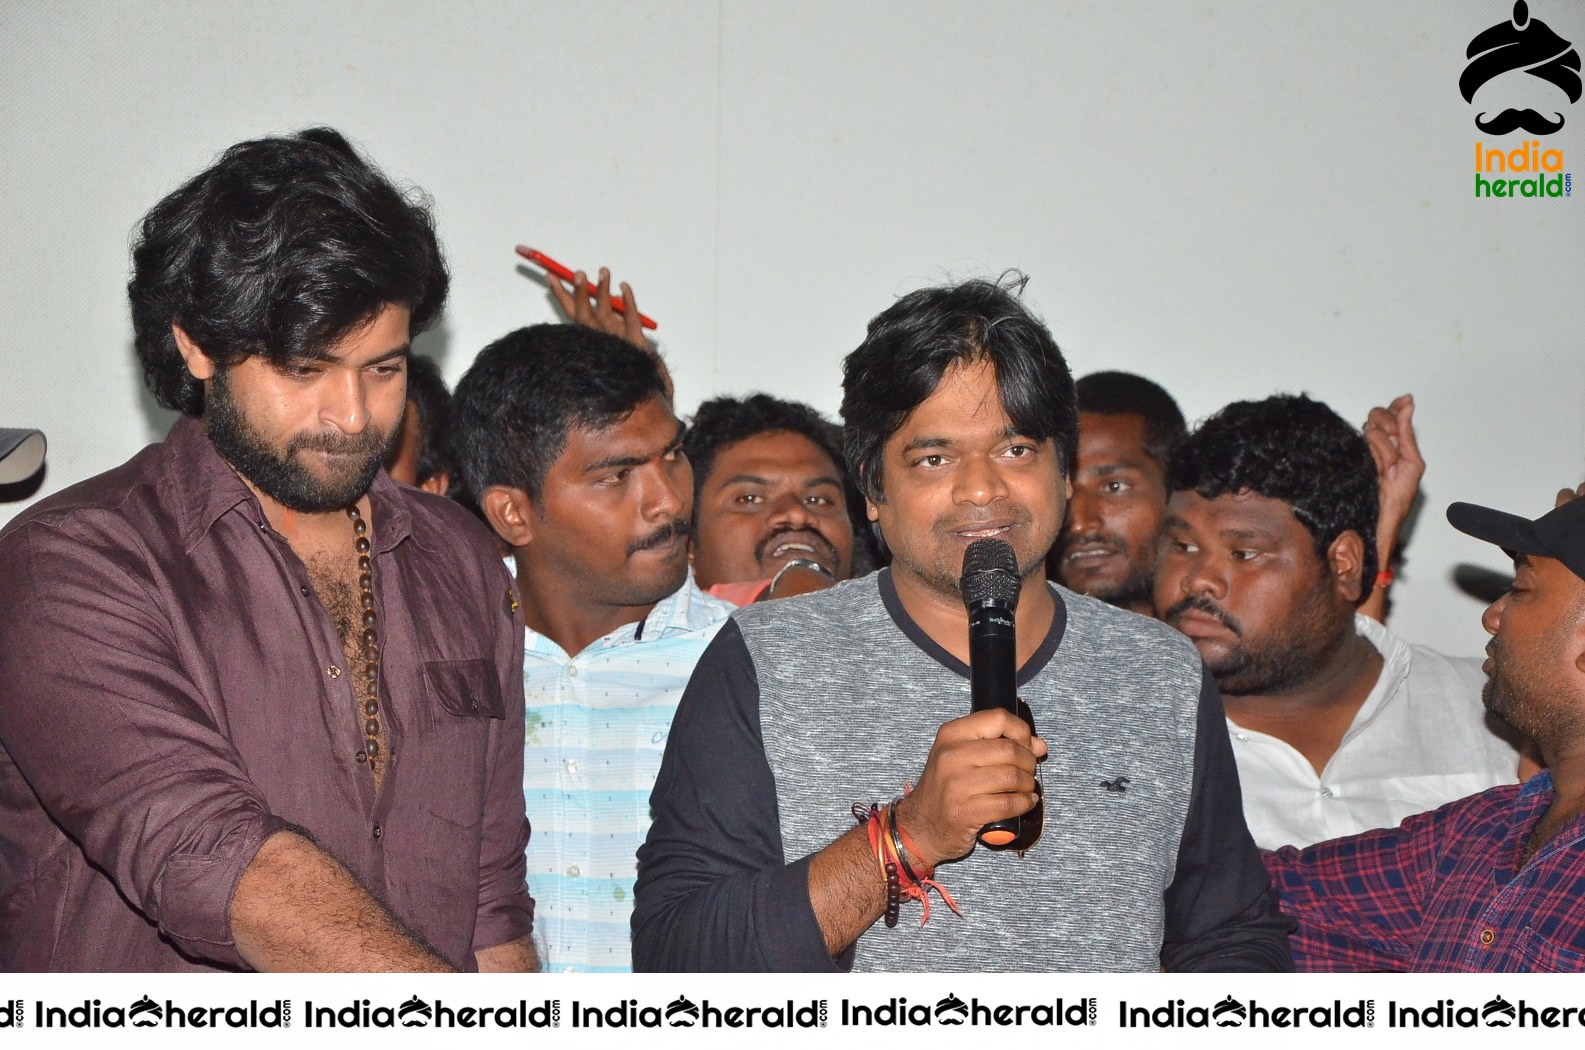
933, 993, 970, 1025
397, 995, 433, 1027
128, 995, 162, 1027
1462, 1, 1581, 134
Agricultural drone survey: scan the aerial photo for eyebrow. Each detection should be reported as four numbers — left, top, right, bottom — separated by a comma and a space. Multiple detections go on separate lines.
900, 426, 1025, 454
581, 424, 685, 474
1220, 527, 1278, 543
1160, 516, 1275, 543
719, 473, 843, 489
294, 343, 412, 366
365, 345, 412, 366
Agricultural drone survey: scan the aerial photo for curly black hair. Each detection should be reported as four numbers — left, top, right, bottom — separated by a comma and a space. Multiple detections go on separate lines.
129, 127, 449, 416
1168, 393, 1379, 594
840, 275, 1077, 504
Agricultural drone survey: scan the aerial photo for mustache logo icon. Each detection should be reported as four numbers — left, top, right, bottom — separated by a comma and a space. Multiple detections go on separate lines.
1475, 108, 1566, 135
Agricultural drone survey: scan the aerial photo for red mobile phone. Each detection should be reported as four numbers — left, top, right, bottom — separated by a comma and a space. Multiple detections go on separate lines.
515, 246, 657, 330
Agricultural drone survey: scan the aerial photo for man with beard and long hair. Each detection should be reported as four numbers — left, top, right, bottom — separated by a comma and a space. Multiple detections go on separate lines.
633, 277, 1290, 972
448, 324, 733, 972
0, 129, 535, 971
1156, 394, 1522, 850
1267, 488, 1585, 972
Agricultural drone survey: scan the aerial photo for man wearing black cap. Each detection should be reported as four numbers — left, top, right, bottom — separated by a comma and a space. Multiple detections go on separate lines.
1266, 487, 1585, 971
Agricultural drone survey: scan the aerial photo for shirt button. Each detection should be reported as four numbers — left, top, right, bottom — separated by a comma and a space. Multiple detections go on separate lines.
566, 665, 579, 678
327, 665, 342, 679
564, 759, 579, 775
1319, 787, 1334, 798
566, 865, 581, 877
300, 585, 311, 597
1479, 929, 1495, 947
373, 823, 383, 840
355, 750, 367, 764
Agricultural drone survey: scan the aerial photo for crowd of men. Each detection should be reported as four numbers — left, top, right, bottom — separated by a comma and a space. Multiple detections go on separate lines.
2, 127, 1582, 974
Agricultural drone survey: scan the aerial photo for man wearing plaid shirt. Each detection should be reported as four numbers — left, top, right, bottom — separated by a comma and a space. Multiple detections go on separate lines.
1266, 489, 1585, 972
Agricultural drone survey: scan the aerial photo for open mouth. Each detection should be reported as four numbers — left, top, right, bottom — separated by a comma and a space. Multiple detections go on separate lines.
758, 529, 837, 568
951, 522, 1015, 541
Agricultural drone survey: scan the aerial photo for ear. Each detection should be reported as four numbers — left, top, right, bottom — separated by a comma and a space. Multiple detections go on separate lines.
171, 323, 217, 381
480, 485, 535, 548
856, 466, 882, 522
418, 471, 451, 497
1327, 530, 1367, 604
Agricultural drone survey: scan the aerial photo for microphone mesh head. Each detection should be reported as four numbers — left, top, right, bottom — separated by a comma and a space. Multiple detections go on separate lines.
960, 538, 1022, 606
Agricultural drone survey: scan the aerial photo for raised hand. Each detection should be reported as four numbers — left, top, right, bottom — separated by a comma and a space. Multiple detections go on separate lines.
546, 266, 674, 401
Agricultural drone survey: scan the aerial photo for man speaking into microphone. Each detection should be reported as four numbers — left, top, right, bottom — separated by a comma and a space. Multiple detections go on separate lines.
632, 277, 1290, 972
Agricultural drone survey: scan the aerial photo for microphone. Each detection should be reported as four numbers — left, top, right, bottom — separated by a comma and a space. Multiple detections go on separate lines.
960, 538, 1026, 849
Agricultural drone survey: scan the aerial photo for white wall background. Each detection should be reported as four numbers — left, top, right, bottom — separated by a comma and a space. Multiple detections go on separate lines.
2, 0, 1581, 657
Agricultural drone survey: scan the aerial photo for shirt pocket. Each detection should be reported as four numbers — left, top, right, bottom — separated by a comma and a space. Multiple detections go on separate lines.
410, 659, 503, 831
423, 658, 506, 720
1516, 925, 1585, 972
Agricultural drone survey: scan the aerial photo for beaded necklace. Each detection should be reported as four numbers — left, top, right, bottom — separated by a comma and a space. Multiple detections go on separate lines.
347, 503, 383, 772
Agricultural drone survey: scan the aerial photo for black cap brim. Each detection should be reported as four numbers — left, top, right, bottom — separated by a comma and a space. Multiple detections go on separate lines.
1448, 497, 1585, 583
1447, 502, 1545, 558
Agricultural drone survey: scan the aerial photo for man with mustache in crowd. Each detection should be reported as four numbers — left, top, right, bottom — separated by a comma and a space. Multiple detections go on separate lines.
0, 129, 535, 971
448, 324, 733, 972
633, 278, 1291, 972
1156, 394, 1522, 850
1268, 487, 1585, 971
685, 393, 868, 605
1051, 371, 1186, 615
546, 274, 879, 604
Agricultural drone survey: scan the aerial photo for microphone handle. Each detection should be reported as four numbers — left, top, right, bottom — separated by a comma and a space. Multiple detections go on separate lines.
968, 600, 1022, 849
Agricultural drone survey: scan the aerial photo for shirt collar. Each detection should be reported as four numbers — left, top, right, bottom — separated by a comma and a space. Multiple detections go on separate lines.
524, 573, 732, 661
877, 568, 1068, 684
166, 416, 258, 554
629, 573, 732, 643
165, 414, 415, 555
1348, 613, 1413, 724
1519, 768, 1555, 798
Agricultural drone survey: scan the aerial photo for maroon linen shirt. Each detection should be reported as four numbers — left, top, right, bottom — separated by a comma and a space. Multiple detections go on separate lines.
0, 416, 534, 971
